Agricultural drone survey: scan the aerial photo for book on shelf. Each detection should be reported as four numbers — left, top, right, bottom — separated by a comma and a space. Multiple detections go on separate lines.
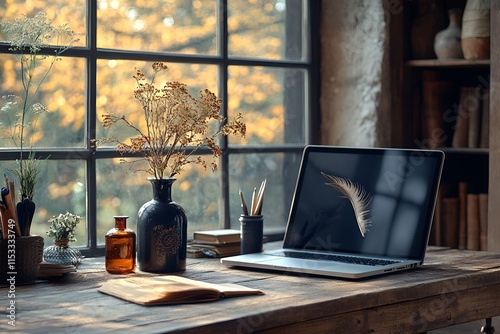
458, 182, 468, 250
98, 275, 264, 306
433, 182, 488, 251
430, 189, 442, 246
479, 88, 490, 148
451, 86, 489, 149
467, 91, 481, 148
479, 193, 488, 251
421, 80, 456, 149
452, 87, 472, 148
440, 197, 458, 249
466, 193, 480, 251
193, 229, 241, 244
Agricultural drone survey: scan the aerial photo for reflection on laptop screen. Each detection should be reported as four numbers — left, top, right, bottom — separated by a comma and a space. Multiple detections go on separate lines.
283, 147, 443, 260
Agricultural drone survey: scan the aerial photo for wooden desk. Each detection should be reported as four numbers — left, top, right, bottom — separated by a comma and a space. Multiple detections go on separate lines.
2, 247, 500, 333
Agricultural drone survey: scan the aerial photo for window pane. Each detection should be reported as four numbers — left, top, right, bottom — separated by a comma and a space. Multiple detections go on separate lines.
0, 159, 87, 247
96, 59, 219, 143
0, 55, 87, 148
229, 152, 301, 230
0, 2, 87, 47
96, 158, 221, 245
0, 0, 312, 255
228, 0, 307, 61
97, 0, 217, 54
228, 66, 306, 145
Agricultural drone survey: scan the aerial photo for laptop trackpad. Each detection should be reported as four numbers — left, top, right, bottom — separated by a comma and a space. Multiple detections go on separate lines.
260, 257, 345, 270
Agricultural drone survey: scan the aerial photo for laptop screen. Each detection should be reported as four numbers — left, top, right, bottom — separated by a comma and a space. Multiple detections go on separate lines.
283, 146, 444, 260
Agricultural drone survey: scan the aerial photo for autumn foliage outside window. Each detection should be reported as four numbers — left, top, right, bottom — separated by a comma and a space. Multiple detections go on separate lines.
0, 1, 312, 253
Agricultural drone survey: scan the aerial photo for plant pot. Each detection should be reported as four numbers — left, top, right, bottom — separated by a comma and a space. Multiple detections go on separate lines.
137, 178, 187, 273
43, 239, 83, 265
0, 235, 44, 284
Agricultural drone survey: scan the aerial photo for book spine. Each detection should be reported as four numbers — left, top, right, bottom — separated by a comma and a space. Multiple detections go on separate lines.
458, 182, 468, 250
466, 193, 480, 251
441, 197, 458, 248
452, 87, 471, 148
479, 193, 488, 251
479, 89, 489, 148
467, 87, 481, 148
421, 80, 455, 148
430, 189, 442, 246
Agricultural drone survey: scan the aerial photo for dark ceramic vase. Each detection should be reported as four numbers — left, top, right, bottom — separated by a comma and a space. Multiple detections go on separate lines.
16, 198, 35, 236
137, 178, 187, 273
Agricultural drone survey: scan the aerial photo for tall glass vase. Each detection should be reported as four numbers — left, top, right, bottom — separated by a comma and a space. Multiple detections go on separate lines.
137, 178, 187, 273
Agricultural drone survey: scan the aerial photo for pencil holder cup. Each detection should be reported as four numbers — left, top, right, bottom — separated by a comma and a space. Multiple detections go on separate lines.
0, 235, 44, 284
240, 215, 263, 254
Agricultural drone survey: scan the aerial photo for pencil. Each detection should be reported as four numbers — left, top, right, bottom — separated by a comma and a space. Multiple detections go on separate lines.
239, 189, 249, 216
1, 187, 21, 236
250, 187, 257, 216
0, 204, 11, 239
255, 179, 266, 215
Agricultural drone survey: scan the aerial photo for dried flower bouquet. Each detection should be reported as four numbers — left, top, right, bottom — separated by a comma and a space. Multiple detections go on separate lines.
95, 62, 246, 180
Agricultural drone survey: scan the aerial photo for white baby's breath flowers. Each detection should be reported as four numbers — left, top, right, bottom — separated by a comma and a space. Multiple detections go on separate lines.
46, 211, 82, 242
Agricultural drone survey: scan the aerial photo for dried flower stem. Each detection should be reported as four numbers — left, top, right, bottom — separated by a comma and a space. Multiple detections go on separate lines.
0, 12, 79, 199
95, 62, 246, 179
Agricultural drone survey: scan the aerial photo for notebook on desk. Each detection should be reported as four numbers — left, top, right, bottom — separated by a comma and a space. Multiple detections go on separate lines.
221, 145, 445, 279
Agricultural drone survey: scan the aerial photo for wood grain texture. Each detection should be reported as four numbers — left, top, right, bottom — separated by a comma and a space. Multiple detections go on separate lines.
488, 0, 500, 253
2, 246, 500, 334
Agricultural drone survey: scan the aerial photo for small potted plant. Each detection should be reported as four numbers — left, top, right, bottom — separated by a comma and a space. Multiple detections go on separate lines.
0, 12, 79, 282
0, 12, 79, 233
43, 211, 83, 265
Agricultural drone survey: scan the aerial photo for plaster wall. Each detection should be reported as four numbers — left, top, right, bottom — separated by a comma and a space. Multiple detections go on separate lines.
320, 0, 390, 147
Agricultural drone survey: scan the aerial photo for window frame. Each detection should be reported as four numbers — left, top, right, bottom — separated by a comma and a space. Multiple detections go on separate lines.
0, 0, 321, 257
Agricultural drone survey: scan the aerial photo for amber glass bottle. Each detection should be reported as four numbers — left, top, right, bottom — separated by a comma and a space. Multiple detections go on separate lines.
105, 216, 136, 274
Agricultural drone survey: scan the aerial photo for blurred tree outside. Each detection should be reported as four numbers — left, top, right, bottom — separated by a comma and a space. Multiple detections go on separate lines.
0, 0, 307, 249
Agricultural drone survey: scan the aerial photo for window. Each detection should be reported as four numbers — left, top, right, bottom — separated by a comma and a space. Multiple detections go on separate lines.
0, 0, 318, 256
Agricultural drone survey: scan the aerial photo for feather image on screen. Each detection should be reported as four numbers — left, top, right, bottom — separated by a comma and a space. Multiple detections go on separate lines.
321, 172, 372, 237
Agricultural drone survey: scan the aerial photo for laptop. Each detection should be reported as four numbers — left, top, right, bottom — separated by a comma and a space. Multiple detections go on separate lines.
221, 145, 445, 279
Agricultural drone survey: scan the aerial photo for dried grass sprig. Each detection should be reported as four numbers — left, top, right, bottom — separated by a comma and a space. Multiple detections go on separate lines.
94, 62, 246, 179
0, 12, 79, 199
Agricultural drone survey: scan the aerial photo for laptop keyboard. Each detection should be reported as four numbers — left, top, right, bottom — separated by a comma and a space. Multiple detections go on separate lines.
270, 250, 400, 267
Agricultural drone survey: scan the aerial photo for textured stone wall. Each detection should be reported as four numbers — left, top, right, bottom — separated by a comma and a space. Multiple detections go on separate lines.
320, 0, 390, 147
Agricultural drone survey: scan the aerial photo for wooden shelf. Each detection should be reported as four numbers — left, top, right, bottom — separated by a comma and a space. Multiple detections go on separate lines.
390, 0, 497, 251
439, 147, 489, 155
405, 59, 490, 68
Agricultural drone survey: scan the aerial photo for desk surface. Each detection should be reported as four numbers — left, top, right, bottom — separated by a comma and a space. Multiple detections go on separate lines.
2, 246, 500, 334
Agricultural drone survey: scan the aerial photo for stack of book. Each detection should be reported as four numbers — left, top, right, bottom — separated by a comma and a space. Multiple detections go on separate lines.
431, 182, 488, 251
187, 229, 241, 258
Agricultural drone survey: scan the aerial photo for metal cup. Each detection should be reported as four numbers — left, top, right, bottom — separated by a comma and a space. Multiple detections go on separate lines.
239, 215, 263, 254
